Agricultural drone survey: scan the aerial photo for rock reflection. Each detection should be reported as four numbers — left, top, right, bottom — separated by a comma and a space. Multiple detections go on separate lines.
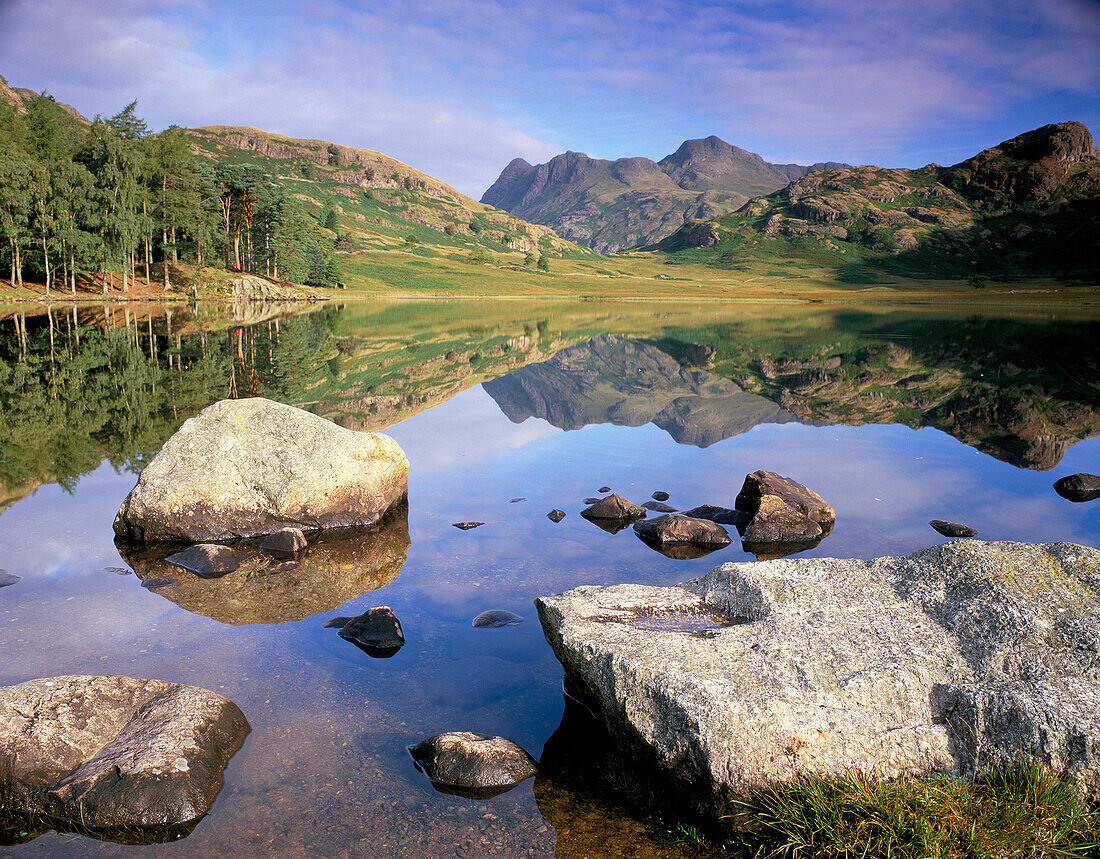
115, 504, 410, 625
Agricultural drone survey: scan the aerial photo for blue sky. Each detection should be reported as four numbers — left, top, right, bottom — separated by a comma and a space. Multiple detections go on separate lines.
1, 0, 1097, 198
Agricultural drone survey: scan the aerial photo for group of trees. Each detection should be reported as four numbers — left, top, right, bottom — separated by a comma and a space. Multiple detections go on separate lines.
0, 94, 341, 295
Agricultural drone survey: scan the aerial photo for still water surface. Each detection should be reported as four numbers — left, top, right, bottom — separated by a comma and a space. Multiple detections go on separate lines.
0, 300, 1098, 856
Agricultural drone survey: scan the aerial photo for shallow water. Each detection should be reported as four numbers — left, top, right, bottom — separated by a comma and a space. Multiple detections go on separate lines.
0, 300, 1098, 857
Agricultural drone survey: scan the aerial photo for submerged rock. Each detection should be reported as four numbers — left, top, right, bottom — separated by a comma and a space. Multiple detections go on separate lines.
0, 675, 249, 831
598, 486, 612, 493
113, 397, 408, 542
472, 610, 524, 628
930, 519, 978, 538
582, 497, 600, 505
546, 509, 566, 523
452, 522, 485, 530
509, 497, 527, 503
641, 501, 677, 513
260, 527, 308, 557
166, 544, 245, 578
408, 732, 537, 798
735, 470, 834, 557
633, 514, 731, 547
0, 570, 20, 588
536, 540, 1100, 835
581, 493, 646, 522
322, 616, 352, 629
1054, 473, 1100, 502
141, 576, 178, 590
337, 607, 405, 657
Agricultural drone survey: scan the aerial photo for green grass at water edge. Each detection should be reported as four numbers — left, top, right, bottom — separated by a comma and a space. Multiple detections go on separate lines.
741, 764, 1100, 859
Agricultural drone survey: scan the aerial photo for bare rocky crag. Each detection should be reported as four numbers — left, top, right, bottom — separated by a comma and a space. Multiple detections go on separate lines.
659, 122, 1100, 278
481, 136, 844, 252
537, 540, 1100, 836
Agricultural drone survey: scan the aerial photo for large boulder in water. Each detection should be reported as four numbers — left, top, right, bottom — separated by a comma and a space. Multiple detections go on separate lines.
0, 675, 249, 832
114, 398, 408, 542
536, 540, 1100, 835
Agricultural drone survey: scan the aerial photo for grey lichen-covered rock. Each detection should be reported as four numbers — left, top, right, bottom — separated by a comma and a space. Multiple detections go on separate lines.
407, 732, 537, 798
114, 398, 408, 542
0, 675, 249, 831
536, 540, 1100, 834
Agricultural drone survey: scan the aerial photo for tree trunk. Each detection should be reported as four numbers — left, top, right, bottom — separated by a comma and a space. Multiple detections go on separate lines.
171, 226, 178, 264
42, 230, 51, 297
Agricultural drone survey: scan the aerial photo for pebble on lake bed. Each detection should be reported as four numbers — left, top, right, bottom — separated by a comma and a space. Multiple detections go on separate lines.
472, 610, 524, 628
141, 576, 178, 589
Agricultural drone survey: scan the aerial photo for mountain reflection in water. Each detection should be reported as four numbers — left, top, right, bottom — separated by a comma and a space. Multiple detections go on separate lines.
1, 299, 1099, 856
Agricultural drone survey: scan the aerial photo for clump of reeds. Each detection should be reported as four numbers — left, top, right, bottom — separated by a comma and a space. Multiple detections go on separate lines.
746, 764, 1099, 858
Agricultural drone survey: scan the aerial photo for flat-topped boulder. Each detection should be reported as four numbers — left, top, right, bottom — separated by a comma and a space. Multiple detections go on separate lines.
114, 397, 408, 542
536, 540, 1100, 835
0, 675, 249, 832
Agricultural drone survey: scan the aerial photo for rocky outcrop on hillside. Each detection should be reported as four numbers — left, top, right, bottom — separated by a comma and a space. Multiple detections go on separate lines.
536, 540, 1100, 836
481, 137, 843, 251
659, 122, 1100, 274
0, 75, 88, 122
481, 334, 795, 446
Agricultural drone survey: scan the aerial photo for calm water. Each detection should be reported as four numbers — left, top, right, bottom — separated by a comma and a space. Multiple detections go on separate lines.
1, 299, 1098, 857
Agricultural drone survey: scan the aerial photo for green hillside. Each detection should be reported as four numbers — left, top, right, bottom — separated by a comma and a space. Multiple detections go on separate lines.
655, 122, 1100, 283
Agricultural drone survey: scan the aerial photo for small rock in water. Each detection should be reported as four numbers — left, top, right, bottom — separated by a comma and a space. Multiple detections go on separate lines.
452, 522, 485, 531
408, 732, 537, 798
141, 576, 178, 590
0, 570, 22, 588
509, 497, 526, 503
322, 616, 352, 629
473, 610, 524, 628
651, 491, 670, 501
581, 493, 647, 523
598, 486, 612, 493
583, 498, 600, 505
633, 514, 732, 548
338, 606, 405, 657
642, 501, 677, 512
265, 560, 299, 575
166, 544, 245, 578
930, 519, 978, 538
259, 527, 307, 557
103, 566, 132, 576
1053, 473, 1100, 503
547, 509, 566, 523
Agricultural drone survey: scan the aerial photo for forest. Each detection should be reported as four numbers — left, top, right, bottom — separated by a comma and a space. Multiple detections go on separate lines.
0, 93, 341, 295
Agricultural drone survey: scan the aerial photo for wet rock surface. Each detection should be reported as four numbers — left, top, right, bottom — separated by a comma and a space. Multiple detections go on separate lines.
113, 397, 409, 542
118, 508, 409, 625
651, 491, 670, 501
472, 610, 524, 628
1054, 473, 1100, 502
337, 607, 405, 657
0, 675, 249, 831
546, 509, 566, 523
536, 540, 1100, 835
930, 519, 978, 538
408, 732, 537, 798
452, 521, 484, 530
260, 527, 307, 557
581, 493, 647, 522
166, 544, 246, 578
632, 514, 731, 547
735, 470, 834, 557
641, 501, 677, 512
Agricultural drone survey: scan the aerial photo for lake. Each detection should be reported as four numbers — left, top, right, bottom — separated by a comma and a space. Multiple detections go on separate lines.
1, 299, 1098, 857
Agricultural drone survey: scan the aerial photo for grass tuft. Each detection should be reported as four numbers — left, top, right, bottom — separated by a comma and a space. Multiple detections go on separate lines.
748, 764, 1100, 858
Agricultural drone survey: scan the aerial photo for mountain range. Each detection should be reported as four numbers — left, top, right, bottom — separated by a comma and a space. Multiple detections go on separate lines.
657, 121, 1100, 281
481, 136, 846, 251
